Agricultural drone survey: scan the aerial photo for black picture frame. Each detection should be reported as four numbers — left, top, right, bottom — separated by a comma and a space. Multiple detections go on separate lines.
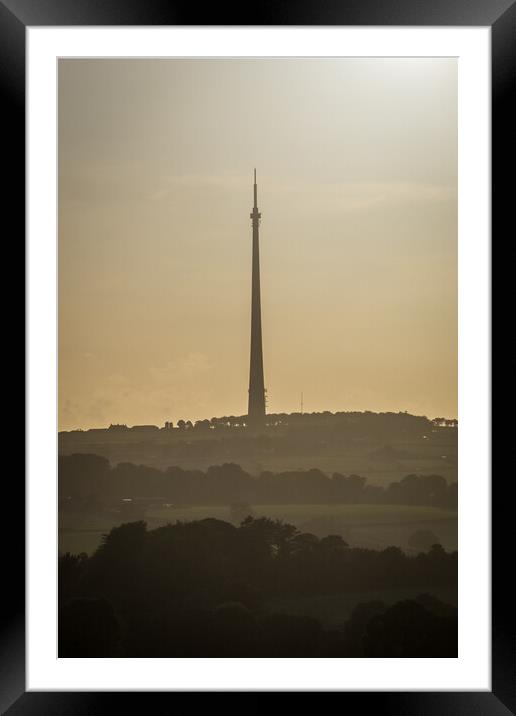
5, 0, 510, 711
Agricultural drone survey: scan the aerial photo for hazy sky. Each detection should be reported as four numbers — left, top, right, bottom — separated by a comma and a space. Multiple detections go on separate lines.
58, 58, 457, 430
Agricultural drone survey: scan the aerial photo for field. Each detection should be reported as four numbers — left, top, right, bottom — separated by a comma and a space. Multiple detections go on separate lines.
59, 502, 457, 556
58, 427, 458, 486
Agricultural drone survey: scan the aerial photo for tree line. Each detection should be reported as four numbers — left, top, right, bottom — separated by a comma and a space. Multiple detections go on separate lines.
59, 516, 457, 657
59, 453, 457, 510
62, 409, 457, 436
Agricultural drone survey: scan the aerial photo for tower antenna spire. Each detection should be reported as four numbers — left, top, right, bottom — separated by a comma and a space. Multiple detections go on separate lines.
247, 169, 265, 431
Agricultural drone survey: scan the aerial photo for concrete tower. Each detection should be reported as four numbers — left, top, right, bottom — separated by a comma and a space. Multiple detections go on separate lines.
247, 169, 266, 430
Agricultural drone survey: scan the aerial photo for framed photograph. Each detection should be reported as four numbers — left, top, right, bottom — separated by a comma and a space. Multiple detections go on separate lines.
6, 0, 510, 710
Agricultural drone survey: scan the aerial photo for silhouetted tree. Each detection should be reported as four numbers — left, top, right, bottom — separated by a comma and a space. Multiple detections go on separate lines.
58, 517, 457, 658
408, 529, 441, 553
363, 599, 457, 657
58, 598, 120, 656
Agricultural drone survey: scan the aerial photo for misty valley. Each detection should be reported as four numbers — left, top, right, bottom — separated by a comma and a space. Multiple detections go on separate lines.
58, 411, 458, 657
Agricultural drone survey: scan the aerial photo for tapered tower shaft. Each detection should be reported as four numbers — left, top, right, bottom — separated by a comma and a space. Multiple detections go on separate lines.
247, 169, 266, 429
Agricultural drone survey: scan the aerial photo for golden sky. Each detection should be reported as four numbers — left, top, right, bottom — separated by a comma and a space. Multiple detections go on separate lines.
58, 58, 457, 430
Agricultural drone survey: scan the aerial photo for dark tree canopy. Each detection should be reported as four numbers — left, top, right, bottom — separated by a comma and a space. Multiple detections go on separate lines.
59, 455, 457, 509
59, 517, 457, 658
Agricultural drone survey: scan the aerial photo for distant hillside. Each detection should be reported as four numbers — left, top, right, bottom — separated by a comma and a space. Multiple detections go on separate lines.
60, 410, 457, 437
58, 411, 457, 486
